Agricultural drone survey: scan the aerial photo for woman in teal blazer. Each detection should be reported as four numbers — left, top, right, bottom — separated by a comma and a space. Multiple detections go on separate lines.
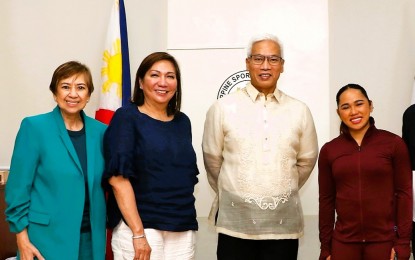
5, 61, 106, 260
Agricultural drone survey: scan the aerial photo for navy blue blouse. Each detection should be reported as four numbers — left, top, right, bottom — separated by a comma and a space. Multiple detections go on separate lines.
103, 103, 199, 231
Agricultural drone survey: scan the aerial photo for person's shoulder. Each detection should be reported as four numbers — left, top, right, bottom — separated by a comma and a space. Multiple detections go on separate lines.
15, 111, 56, 138
214, 94, 233, 105
375, 128, 401, 139
403, 103, 415, 118
111, 103, 137, 121
204, 89, 251, 117
374, 129, 409, 150
21, 110, 54, 125
84, 115, 107, 131
321, 135, 345, 150
205, 97, 223, 112
212, 89, 248, 106
115, 102, 136, 114
176, 111, 189, 119
279, 91, 309, 107
175, 111, 192, 124
319, 136, 348, 161
325, 135, 342, 145
279, 91, 314, 119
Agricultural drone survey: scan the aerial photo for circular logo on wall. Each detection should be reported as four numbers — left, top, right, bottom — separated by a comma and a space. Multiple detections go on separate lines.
217, 70, 251, 99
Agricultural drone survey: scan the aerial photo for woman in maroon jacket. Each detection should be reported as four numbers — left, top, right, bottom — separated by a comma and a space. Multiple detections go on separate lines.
318, 83, 412, 260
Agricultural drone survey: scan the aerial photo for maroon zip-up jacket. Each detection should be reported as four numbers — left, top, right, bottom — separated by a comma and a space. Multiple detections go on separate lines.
318, 118, 412, 260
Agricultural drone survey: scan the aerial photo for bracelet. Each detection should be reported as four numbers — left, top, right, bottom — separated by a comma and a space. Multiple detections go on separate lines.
132, 233, 146, 239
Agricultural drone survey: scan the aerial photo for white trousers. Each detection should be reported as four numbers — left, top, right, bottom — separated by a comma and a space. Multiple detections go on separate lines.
112, 220, 196, 260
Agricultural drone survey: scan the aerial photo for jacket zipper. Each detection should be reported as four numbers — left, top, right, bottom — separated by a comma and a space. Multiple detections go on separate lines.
358, 145, 366, 242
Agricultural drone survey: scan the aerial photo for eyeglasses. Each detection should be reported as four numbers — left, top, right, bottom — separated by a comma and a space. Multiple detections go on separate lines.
248, 54, 284, 65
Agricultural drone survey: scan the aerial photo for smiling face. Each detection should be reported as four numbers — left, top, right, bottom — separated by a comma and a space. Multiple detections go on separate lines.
140, 60, 177, 107
246, 39, 284, 95
54, 73, 90, 118
337, 88, 373, 136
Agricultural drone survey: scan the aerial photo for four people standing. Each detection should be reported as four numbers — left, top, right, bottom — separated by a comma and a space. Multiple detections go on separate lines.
4, 39, 414, 260
202, 34, 319, 260
318, 84, 412, 260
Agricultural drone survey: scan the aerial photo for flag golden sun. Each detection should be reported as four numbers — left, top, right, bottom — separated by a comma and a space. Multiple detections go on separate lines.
101, 38, 122, 98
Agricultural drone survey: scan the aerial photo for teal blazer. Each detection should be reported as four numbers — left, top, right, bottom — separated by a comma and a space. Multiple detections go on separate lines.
5, 106, 107, 260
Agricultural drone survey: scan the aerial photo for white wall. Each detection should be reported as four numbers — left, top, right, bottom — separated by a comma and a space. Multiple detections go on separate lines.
328, 0, 415, 138
0, 0, 167, 166
1, 0, 415, 218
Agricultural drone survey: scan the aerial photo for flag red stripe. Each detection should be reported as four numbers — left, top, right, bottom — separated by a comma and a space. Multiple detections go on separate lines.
95, 109, 115, 125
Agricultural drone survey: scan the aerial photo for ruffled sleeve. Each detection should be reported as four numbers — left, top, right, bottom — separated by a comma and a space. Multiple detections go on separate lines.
102, 106, 137, 189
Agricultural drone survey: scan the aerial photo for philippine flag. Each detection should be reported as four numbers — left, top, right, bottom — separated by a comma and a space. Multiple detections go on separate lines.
95, 0, 131, 125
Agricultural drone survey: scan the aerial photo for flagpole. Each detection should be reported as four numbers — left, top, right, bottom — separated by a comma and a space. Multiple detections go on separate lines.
119, 0, 131, 106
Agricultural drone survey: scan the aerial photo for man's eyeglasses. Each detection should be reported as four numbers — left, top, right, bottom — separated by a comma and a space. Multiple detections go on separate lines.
248, 54, 284, 65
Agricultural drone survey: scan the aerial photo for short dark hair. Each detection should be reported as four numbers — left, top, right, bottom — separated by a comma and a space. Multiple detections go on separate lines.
49, 61, 94, 95
131, 52, 181, 116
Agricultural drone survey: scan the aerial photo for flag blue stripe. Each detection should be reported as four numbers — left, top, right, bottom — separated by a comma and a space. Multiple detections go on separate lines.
119, 0, 131, 106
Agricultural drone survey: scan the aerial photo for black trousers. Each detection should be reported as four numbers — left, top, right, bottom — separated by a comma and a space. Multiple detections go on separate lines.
217, 233, 299, 260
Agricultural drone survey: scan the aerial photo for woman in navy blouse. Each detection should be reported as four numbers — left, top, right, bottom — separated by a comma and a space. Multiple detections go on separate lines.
103, 52, 199, 260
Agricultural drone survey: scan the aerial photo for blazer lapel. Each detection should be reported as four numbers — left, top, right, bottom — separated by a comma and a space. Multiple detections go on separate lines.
84, 115, 97, 189
52, 106, 83, 174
